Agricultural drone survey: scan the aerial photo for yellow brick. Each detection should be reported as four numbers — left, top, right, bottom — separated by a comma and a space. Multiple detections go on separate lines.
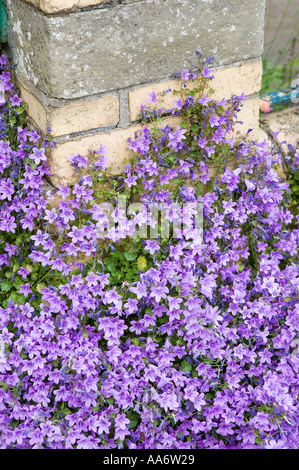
39, 92, 259, 188
48, 116, 182, 186
18, 81, 48, 133
129, 80, 179, 121
48, 124, 140, 186
24, 0, 109, 13
233, 96, 260, 141
49, 95, 119, 137
211, 61, 262, 101
17, 79, 119, 137
47, 93, 259, 187
129, 61, 262, 121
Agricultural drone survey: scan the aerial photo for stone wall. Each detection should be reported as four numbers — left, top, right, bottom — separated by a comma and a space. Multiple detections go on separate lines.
5, 0, 266, 186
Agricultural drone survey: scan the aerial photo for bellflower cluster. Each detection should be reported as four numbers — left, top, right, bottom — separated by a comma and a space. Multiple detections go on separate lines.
0, 54, 298, 449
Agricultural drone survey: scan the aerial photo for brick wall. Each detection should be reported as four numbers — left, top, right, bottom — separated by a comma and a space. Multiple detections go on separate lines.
5, 0, 266, 186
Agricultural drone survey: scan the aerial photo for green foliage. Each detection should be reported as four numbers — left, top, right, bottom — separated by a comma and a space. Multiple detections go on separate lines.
284, 160, 299, 224
261, 0, 299, 106
262, 57, 299, 96
102, 238, 151, 286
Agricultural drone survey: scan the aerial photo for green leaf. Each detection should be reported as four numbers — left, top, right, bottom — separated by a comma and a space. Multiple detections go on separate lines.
237, 262, 245, 272
127, 411, 139, 429
137, 256, 147, 271
36, 282, 45, 293
145, 308, 153, 316
129, 417, 138, 429
1, 280, 11, 292
9, 116, 16, 126
180, 120, 189, 129
0, 381, 8, 391
124, 252, 137, 261
10, 420, 20, 429
13, 263, 20, 273
181, 359, 192, 372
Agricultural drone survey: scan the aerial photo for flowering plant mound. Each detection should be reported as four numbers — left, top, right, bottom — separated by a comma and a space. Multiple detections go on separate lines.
0, 54, 298, 449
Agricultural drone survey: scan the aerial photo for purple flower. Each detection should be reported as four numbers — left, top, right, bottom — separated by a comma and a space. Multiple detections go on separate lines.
202, 66, 214, 79
205, 145, 216, 158
130, 281, 147, 299
0, 58, 298, 451
144, 239, 160, 255
180, 69, 190, 81
124, 298, 138, 315
115, 413, 130, 441
4, 242, 17, 257
174, 98, 184, 110
68, 153, 89, 168
28, 428, 45, 447
10, 94, 23, 107
197, 94, 210, 107
31, 229, 49, 246
96, 415, 111, 435
57, 185, 70, 200
168, 126, 187, 151
146, 91, 157, 105
150, 280, 169, 302
212, 126, 225, 143
44, 208, 58, 224
124, 173, 138, 188
0, 178, 14, 200
30, 147, 47, 165
209, 114, 220, 128
221, 167, 242, 190
94, 155, 109, 170
158, 391, 180, 412
17, 267, 30, 279
19, 283, 33, 297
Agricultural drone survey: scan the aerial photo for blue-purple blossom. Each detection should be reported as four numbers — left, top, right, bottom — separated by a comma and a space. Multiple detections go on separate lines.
0, 54, 298, 451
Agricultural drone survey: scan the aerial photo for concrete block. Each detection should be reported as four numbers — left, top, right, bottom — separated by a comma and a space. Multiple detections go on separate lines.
260, 106, 299, 152
7, 0, 266, 99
